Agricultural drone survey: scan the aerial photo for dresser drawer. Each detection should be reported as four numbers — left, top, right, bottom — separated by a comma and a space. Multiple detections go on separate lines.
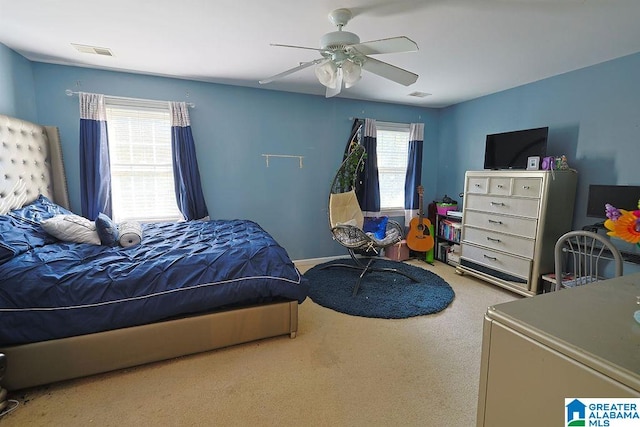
461, 243, 531, 280
463, 226, 535, 259
467, 177, 488, 194
465, 194, 540, 218
488, 177, 511, 196
512, 178, 542, 198
463, 210, 538, 239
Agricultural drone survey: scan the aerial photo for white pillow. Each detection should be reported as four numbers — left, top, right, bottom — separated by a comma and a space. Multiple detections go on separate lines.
40, 214, 101, 245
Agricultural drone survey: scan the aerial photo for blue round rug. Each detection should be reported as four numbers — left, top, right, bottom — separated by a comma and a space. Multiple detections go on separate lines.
304, 259, 455, 319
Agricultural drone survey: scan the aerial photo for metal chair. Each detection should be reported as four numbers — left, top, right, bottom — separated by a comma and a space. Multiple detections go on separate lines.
553, 230, 623, 291
323, 141, 418, 296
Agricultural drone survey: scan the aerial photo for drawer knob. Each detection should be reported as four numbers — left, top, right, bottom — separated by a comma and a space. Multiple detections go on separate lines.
483, 254, 498, 261
490, 201, 505, 206
488, 219, 503, 225
475, 183, 481, 187
487, 237, 501, 243
523, 185, 530, 189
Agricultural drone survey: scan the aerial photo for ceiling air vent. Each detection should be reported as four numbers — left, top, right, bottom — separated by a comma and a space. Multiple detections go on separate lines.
72, 43, 114, 56
408, 91, 431, 98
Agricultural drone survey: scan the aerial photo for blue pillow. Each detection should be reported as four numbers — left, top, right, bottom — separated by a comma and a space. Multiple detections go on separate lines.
0, 214, 55, 264
8, 195, 73, 224
363, 216, 389, 240
95, 213, 119, 246
0, 195, 73, 264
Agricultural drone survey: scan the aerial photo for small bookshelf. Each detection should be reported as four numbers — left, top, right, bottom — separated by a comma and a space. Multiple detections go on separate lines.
435, 211, 462, 266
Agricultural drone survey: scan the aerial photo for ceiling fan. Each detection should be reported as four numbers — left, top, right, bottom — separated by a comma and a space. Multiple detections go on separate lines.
258, 8, 419, 98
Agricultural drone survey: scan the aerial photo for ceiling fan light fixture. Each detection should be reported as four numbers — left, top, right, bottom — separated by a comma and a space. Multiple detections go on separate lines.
342, 59, 361, 88
260, 8, 419, 92
315, 61, 338, 88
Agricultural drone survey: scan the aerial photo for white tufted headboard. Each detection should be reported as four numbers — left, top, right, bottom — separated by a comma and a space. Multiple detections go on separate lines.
0, 114, 70, 210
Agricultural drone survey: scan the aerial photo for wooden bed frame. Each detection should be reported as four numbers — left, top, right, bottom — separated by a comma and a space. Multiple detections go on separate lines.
0, 114, 299, 391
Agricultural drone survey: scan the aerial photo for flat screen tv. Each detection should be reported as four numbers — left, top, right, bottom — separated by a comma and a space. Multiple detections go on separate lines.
586, 185, 640, 219
484, 127, 548, 170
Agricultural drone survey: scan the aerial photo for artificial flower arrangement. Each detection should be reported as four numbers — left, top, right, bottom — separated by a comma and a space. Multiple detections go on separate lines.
604, 200, 640, 246
605, 199, 640, 325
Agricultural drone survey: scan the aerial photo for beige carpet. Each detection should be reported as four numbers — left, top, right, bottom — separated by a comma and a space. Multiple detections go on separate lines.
1, 260, 518, 426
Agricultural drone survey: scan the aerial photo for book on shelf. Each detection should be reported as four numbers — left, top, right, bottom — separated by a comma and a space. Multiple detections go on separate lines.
438, 219, 462, 243
437, 242, 449, 262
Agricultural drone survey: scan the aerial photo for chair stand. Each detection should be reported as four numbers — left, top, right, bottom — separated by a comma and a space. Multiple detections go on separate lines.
320, 250, 420, 296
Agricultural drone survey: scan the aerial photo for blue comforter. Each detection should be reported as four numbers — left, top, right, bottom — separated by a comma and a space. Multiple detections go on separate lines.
0, 219, 308, 345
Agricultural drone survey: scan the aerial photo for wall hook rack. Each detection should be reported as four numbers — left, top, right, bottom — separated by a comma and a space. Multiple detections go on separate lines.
262, 154, 304, 168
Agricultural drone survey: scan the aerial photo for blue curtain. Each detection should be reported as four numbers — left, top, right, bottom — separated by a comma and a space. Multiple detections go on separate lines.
357, 118, 380, 216
79, 92, 111, 220
170, 102, 209, 221
404, 123, 424, 225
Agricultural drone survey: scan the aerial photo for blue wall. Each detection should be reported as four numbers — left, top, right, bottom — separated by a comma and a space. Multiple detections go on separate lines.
0, 44, 37, 121
29, 62, 439, 260
3, 42, 639, 262
437, 51, 640, 266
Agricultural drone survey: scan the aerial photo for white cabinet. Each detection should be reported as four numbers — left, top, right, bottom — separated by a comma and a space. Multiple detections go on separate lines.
457, 170, 577, 296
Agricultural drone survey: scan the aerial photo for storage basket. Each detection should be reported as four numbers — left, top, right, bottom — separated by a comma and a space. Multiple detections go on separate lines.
385, 239, 410, 261
436, 203, 458, 215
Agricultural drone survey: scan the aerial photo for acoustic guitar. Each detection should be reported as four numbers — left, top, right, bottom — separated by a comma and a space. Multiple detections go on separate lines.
406, 185, 435, 252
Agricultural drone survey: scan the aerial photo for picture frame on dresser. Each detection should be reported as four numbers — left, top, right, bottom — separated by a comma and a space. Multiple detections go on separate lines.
526, 156, 540, 170
456, 169, 578, 296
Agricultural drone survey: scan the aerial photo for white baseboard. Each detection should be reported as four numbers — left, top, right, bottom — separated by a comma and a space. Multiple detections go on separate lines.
293, 255, 346, 269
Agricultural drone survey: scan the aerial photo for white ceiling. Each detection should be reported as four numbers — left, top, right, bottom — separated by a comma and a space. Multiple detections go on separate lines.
2, 0, 640, 108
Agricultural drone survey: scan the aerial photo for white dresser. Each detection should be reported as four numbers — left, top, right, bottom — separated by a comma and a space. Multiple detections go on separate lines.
457, 170, 577, 296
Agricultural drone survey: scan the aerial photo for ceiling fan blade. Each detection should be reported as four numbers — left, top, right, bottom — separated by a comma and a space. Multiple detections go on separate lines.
361, 57, 418, 86
270, 43, 326, 53
349, 36, 418, 56
259, 59, 324, 84
325, 69, 343, 98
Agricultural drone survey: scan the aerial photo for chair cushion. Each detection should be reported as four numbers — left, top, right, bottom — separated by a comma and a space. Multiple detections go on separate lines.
372, 225, 402, 246
329, 190, 364, 229
363, 216, 389, 240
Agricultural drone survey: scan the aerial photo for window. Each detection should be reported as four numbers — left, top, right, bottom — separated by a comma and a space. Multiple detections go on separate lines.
105, 102, 183, 222
376, 122, 410, 213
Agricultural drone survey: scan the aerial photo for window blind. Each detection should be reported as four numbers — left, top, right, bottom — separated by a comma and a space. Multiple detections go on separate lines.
376, 123, 410, 210
105, 105, 183, 222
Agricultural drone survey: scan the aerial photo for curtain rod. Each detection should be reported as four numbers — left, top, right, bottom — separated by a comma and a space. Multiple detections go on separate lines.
348, 117, 412, 126
65, 89, 195, 108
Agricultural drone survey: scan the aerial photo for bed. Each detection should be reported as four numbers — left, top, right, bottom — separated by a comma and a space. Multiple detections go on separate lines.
0, 113, 308, 391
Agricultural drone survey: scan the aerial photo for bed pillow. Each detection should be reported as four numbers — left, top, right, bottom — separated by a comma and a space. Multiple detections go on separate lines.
8, 194, 73, 223
363, 216, 389, 240
118, 220, 143, 248
0, 195, 75, 263
0, 214, 55, 264
40, 214, 101, 245
95, 213, 119, 246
